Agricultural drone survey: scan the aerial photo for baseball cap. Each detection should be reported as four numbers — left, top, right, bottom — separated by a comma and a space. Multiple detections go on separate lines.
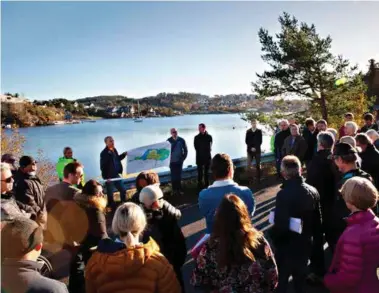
19, 156, 37, 168
139, 184, 163, 208
333, 143, 358, 157
1, 217, 43, 258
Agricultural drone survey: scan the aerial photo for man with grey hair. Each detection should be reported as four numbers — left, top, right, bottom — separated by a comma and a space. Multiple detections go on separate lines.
274, 119, 291, 178
306, 131, 340, 283
282, 124, 308, 163
367, 129, 379, 149
272, 155, 321, 292
271, 155, 321, 293
344, 121, 358, 137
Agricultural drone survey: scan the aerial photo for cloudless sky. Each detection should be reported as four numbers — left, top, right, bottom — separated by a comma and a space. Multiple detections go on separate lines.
2, 1, 379, 100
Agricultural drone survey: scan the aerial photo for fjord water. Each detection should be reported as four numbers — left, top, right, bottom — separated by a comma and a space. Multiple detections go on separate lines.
16, 114, 271, 180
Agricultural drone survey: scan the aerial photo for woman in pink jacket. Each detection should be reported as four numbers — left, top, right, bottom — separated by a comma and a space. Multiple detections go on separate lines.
324, 177, 379, 293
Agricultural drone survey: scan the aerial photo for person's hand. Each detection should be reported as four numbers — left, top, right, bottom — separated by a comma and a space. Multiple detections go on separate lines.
251, 147, 256, 152
122, 151, 128, 156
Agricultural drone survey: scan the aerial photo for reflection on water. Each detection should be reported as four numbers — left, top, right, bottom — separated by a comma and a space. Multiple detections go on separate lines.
16, 114, 271, 180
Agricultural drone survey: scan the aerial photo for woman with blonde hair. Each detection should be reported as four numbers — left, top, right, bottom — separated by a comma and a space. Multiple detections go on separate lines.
85, 202, 181, 293
191, 194, 278, 292
324, 177, 379, 293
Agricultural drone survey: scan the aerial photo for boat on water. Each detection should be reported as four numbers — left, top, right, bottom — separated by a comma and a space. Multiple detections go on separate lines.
134, 101, 143, 123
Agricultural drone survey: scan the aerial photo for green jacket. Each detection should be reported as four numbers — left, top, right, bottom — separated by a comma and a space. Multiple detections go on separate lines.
270, 135, 275, 153
56, 157, 85, 186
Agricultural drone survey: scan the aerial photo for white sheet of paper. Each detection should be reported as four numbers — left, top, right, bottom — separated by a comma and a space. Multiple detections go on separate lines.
126, 141, 171, 174
269, 211, 302, 234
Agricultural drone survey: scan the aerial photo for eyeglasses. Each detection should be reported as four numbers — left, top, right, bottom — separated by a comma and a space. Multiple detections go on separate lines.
1, 176, 13, 183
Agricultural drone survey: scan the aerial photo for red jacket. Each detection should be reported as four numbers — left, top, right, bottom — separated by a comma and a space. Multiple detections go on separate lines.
324, 210, 379, 293
338, 125, 346, 139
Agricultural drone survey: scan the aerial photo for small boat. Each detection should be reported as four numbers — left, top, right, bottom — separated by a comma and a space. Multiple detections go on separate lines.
53, 121, 65, 125
5, 124, 12, 129
134, 101, 143, 123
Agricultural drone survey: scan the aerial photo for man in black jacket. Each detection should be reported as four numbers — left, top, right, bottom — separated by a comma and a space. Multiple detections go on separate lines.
306, 131, 340, 283
302, 118, 318, 170
356, 133, 379, 189
1, 217, 68, 293
271, 155, 321, 293
139, 184, 187, 292
360, 112, 379, 133
245, 119, 263, 182
194, 123, 213, 189
330, 143, 373, 251
100, 136, 127, 209
13, 156, 46, 221
274, 119, 291, 177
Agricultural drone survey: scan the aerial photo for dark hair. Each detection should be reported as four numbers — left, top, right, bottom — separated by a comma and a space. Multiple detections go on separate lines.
211, 153, 233, 179
1, 217, 43, 258
305, 118, 315, 127
317, 131, 335, 149
317, 119, 328, 126
135, 171, 160, 192
104, 136, 113, 143
199, 123, 206, 128
212, 194, 263, 267
364, 113, 374, 122
63, 162, 83, 179
345, 113, 354, 119
355, 133, 372, 146
63, 147, 72, 154
82, 179, 102, 196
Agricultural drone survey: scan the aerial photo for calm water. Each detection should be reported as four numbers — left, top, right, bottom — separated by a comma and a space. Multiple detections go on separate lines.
15, 114, 271, 180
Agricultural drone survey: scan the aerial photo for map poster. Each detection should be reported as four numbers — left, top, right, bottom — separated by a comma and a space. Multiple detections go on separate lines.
126, 141, 171, 174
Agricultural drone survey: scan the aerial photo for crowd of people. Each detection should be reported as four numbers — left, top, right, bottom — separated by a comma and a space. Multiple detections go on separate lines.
1, 112, 379, 293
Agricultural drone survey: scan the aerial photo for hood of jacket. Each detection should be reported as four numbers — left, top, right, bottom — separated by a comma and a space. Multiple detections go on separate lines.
74, 192, 107, 212
14, 169, 40, 182
92, 237, 160, 277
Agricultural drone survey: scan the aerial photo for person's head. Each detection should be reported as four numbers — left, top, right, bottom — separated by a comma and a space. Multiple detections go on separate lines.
139, 184, 164, 210
355, 133, 373, 152
332, 143, 359, 173
1, 163, 14, 194
63, 147, 73, 159
344, 121, 358, 136
317, 131, 335, 151
344, 113, 354, 122
82, 179, 103, 197
112, 202, 147, 247
326, 128, 338, 141
104, 136, 114, 149
279, 119, 289, 131
340, 177, 378, 213
290, 124, 300, 136
170, 128, 178, 139
339, 136, 357, 149
364, 113, 374, 127
63, 162, 84, 185
1, 154, 16, 171
280, 155, 302, 180
211, 153, 234, 180
367, 129, 379, 143
316, 119, 328, 132
19, 156, 37, 174
135, 171, 160, 192
305, 118, 315, 132
212, 194, 263, 267
198, 123, 206, 134
251, 119, 257, 130
1, 217, 44, 261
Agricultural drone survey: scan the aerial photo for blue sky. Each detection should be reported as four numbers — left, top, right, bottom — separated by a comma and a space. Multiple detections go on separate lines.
2, 1, 379, 100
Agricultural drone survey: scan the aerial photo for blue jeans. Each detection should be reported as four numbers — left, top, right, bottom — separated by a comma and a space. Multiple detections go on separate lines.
105, 180, 127, 206
170, 162, 183, 192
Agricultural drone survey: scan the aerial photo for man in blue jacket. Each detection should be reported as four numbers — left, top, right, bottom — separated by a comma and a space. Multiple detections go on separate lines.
100, 136, 127, 209
167, 128, 188, 196
199, 153, 255, 233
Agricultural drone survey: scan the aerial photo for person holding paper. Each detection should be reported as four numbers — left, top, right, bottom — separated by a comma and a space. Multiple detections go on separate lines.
270, 155, 321, 293
100, 136, 128, 210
